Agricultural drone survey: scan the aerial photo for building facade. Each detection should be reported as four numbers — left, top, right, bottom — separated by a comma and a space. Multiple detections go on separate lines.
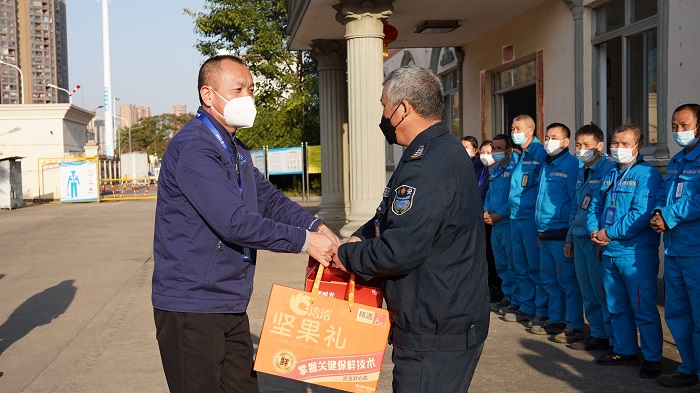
0, 104, 94, 200
172, 104, 186, 116
0, 0, 69, 104
288, 0, 699, 236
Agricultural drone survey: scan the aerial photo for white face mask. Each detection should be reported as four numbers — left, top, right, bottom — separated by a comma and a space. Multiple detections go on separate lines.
610, 143, 638, 164
480, 154, 495, 166
210, 89, 257, 129
465, 148, 475, 157
544, 139, 564, 156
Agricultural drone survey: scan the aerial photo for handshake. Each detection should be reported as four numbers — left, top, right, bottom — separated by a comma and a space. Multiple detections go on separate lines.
306, 225, 362, 273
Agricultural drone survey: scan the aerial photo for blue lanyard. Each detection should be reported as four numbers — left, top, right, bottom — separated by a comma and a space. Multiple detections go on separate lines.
606, 162, 638, 202
478, 166, 488, 186
196, 109, 243, 198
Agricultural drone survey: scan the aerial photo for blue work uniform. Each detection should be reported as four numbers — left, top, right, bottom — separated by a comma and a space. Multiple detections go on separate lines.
484, 152, 520, 306
567, 155, 616, 341
509, 137, 548, 316
535, 149, 582, 329
586, 156, 662, 361
655, 143, 700, 377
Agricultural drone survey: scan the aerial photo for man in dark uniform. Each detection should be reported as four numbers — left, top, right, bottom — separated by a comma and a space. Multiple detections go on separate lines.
332, 66, 489, 393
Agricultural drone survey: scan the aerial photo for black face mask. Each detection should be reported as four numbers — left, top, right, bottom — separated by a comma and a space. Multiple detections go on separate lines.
379, 103, 405, 145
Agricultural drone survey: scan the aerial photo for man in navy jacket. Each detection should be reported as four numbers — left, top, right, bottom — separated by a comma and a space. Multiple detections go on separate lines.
152, 55, 339, 393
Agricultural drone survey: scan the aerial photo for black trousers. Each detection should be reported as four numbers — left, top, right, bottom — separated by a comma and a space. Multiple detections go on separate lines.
391, 342, 484, 392
485, 224, 501, 290
153, 309, 259, 393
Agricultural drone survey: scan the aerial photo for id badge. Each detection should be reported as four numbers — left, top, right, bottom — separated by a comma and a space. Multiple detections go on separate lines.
581, 194, 591, 210
242, 247, 252, 262
604, 207, 616, 225
521, 175, 529, 187
676, 181, 685, 199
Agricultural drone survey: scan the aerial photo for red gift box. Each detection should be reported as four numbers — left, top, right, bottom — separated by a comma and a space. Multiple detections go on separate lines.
304, 258, 384, 308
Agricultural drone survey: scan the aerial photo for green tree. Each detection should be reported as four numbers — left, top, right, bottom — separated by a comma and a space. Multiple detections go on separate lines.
184, 0, 320, 150
117, 113, 193, 156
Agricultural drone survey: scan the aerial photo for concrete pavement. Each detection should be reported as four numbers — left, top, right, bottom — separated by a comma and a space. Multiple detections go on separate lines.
0, 200, 682, 392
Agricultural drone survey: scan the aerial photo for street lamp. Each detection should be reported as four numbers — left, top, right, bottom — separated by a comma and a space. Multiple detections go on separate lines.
0, 60, 24, 104
47, 83, 72, 104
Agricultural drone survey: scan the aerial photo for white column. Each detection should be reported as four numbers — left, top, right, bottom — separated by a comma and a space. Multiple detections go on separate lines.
334, 0, 393, 238
311, 39, 349, 231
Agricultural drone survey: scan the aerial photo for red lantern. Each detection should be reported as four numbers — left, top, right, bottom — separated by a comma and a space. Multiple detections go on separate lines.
383, 20, 398, 57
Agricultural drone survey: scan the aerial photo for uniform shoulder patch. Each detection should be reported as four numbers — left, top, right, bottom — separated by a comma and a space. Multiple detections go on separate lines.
392, 185, 416, 215
409, 144, 428, 160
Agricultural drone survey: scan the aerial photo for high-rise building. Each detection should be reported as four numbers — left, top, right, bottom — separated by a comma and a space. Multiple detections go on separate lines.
119, 103, 137, 128
118, 103, 151, 128
173, 104, 186, 116
136, 106, 150, 120
0, 0, 69, 105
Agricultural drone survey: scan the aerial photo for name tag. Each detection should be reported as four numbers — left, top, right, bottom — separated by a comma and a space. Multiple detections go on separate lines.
581, 195, 591, 210
676, 181, 684, 199
521, 175, 528, 187
604, 207, 616, 225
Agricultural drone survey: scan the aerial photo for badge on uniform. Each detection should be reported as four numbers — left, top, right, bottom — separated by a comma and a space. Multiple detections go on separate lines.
604, 207, 616, 225
392, 185, 416, 215
581, 193, 591, 210
521, 175, 529, 187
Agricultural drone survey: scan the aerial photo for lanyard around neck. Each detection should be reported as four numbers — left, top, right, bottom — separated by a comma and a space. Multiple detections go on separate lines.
196, 109, 243, 198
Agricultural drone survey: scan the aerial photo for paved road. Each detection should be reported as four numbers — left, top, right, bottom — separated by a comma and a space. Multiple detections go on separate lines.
0, 200, 682, 392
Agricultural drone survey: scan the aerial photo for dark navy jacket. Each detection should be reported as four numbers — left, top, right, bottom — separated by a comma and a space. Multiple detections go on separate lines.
337, 122, 490, 352
152, 108, 321, 313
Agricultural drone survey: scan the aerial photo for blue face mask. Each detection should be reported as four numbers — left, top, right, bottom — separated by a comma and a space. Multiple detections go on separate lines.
673, 126, 700, 148
492, 151, 507, 163
512, 132, 528, 146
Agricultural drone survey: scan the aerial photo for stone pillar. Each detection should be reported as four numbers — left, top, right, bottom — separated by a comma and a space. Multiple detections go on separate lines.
310, 39, 349, 231
334, 0, 393, 238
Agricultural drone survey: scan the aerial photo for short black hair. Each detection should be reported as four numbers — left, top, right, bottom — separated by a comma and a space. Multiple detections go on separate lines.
197, 55, 247, 105
492, 133, 512, 149
462, 136, 479, 149
674, 103, 700, 124
613, 124, 644, 144
575, 122, 604, 143
480, 139, 492, 149
546, 122, 571, 139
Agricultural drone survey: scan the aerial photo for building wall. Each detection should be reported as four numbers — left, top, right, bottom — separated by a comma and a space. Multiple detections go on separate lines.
462, 0, 575, 139
0, 104, 93, 199
667, 0, 700, 158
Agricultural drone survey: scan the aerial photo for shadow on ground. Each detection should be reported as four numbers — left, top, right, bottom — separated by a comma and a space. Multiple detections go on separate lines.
0, 280, 77, 357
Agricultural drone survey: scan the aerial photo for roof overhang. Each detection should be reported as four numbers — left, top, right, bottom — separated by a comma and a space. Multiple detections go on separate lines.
288, 0, 550, 50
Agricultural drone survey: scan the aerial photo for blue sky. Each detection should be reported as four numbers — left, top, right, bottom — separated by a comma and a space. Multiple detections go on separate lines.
66, 0, 208, 116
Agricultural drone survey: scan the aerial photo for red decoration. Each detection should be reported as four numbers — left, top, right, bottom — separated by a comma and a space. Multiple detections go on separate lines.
383, 20, 398, 56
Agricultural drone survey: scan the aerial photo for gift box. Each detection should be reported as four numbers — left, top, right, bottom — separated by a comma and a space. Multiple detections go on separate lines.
304, 258, 383, 308
254, 265, 391, 392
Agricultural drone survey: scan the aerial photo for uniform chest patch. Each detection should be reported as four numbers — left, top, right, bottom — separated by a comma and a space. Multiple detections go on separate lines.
392, 185, 416, 215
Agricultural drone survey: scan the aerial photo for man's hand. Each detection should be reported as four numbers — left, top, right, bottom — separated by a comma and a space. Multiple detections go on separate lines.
483, 211, 492, 225
650, 211, 667, 233
317, 224, 341, 247
330, 236, 361, 273
306, 232, 338, 267
563, 242, 574, 258
490, 213, 502, 224
591, 228, 610, 246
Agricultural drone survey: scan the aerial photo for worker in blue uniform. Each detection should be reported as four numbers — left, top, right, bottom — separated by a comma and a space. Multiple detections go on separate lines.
587, 124, 662, 379
503, 114, 549, 324
530, 123, 583, 344
654, 103, 700, 390
484, 134, 520, 313
565, 123, 616, 351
